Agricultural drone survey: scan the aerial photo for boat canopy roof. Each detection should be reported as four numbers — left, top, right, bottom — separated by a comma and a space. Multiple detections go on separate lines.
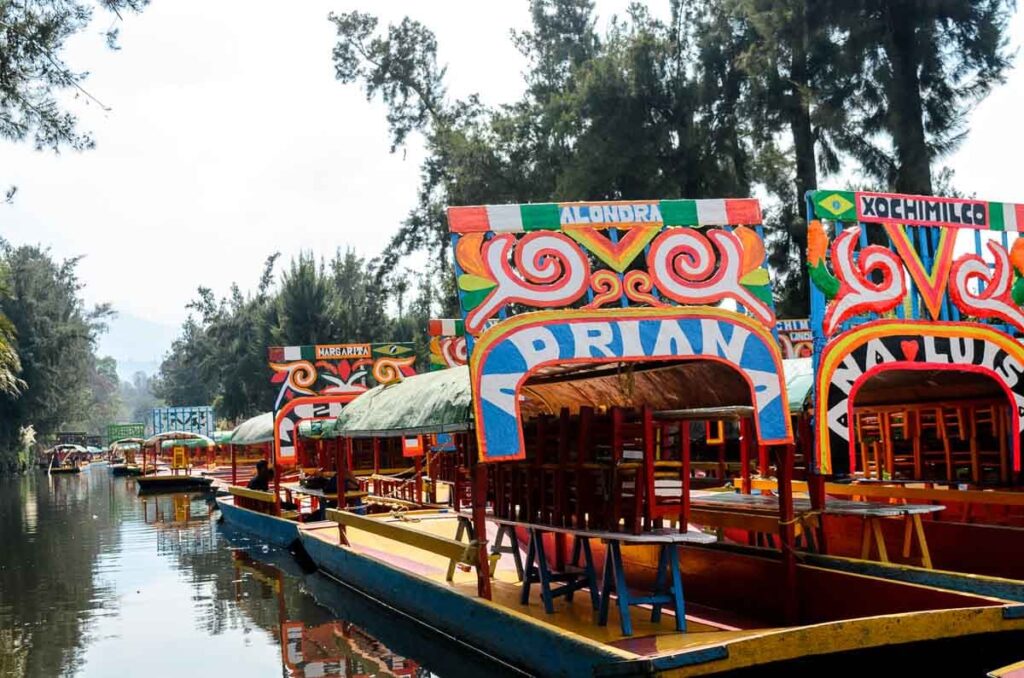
337, 366, 473, 438
335, 359, 811, 439
297, 418, 338, 439
230, 412, 274, 446
49, 444, 87, 453
143, 431, 215, 447
212, 429, 235, 444
783, 357, 812, 414
230, 411, 355, 445
159, 437, 214, 449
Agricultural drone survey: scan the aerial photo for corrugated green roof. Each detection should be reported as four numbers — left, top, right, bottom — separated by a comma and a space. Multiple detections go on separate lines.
336, 359, 811, 437
784, 358, 813, 415
212, 429, 235, 444
230, 412, 344, 445
337, 366, 473, 438
160, 437, 214, 449
144, 431, 216, 447
230, 412, 274, 446
298, 418, 339, 439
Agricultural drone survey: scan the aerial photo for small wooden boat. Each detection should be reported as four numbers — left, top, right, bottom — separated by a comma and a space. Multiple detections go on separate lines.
43, 443, 89, 474
108, 438, 145, 477
136, 474, 214, 493
299, 509, 1024, 677
990, 659, 1024, 677
135, 431, 218, 493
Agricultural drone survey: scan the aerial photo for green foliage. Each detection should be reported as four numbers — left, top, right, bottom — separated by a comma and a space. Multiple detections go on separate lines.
0, 241, 113, 470
0, 260, 24, 397
154, 249, 437, 424
831, 0, 1014, 194
329, 0, 1015, 316
0, 0, 148, 152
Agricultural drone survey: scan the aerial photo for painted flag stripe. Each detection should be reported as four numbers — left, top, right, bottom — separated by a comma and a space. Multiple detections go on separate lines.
1014, 204, 1024, 233
991, 202, 1006, 231
661, 199, 698, 226
695, 199, 728, 225
725, 198, 763, 225
447, 206, 489, 233
428, 319, 465, 336
283, 346, 302, 361
486, 204, 523, 233
449, 198, 765, 232
520, 203, 560, 231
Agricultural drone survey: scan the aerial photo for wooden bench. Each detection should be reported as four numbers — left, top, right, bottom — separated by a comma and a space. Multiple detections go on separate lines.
324, 508, 479, 577
228, 486, 299, 520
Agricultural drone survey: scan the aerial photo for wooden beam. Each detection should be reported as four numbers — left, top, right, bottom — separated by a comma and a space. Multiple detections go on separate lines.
738, 478, 1024, 508
325, 508, 478, 566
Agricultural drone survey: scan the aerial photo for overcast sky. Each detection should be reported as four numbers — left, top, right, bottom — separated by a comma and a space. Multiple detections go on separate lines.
2, 1, 1023, 368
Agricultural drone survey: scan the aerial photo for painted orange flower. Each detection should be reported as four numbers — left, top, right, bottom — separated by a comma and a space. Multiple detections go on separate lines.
807, 220, 828, 264
1011, 238, 1024, 276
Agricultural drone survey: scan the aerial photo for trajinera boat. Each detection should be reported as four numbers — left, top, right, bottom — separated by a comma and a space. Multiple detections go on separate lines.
134, 431, 216, 493
292, 194, 1024, 676
215, 343, 420, 548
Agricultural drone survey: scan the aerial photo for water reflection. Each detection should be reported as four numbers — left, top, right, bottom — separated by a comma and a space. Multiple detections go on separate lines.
0, 470, 514, 677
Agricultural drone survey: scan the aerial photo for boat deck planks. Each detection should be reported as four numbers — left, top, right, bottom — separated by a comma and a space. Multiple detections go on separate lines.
302, 515, 768, 657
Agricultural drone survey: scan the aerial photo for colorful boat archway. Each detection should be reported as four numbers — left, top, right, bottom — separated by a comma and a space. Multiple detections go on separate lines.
470, 307, 791, 460
808, 189, 1024, 477
268, 343, 417, 467
447, 197, 794, 459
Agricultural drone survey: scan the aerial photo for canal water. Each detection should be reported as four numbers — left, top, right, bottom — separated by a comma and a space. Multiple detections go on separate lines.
0, 467, 522, 677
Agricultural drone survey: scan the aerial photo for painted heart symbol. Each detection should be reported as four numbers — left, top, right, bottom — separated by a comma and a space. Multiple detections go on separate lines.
336, 360, 352, 381
900, 340, 919, 362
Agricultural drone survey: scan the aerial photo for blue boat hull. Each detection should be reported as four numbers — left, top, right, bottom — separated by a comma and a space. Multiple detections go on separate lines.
216, 497, 300, 549
298, 529, 627, 677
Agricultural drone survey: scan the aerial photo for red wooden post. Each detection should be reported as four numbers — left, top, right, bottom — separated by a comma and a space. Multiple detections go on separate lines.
231, 444, 237, 485
336, 438, 344, 508
680, 421, 691, 531
717, 434, 726, 481
272, 428, 281, 516
808, 470, 827, 552
637, 405, 653, 533
758, 444, 769, 478
472, 459, 492, 600
414, 456, 423, 504
372, 438, 381, 475
740, 418, 752, 495
776, 444, 799, 624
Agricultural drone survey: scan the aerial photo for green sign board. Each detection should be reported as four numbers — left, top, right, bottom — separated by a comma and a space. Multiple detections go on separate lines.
107, 423, 146, 444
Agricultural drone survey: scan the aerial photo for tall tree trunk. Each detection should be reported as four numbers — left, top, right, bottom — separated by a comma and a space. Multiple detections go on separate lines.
786, 0, 815, 316
884, 2, 932, 194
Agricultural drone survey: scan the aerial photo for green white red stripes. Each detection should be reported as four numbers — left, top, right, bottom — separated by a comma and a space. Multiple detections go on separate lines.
447, 198, 763, 233
428, 319, 465, 336
990, 202, 1024, 232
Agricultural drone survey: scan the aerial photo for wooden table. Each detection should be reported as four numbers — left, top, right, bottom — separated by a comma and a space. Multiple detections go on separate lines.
281, 482, 368, 511
693, 492, 945, 569
455, 511, 715, 636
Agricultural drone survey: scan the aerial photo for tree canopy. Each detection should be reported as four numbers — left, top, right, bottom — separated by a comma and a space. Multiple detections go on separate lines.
0, 0, 148, 153
153, 249, 437, 423
0, 241, 116, 469
329, 0, 1015, 315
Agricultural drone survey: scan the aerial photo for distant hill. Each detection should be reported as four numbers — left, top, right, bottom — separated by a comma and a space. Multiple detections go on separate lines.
96, 311, 180, 381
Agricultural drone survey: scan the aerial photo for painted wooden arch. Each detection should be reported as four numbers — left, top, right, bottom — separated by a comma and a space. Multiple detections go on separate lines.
268, 343, 417, 465
814, 320, 1024, 475
273, 396, 349, 465
469, 307, 793, 461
